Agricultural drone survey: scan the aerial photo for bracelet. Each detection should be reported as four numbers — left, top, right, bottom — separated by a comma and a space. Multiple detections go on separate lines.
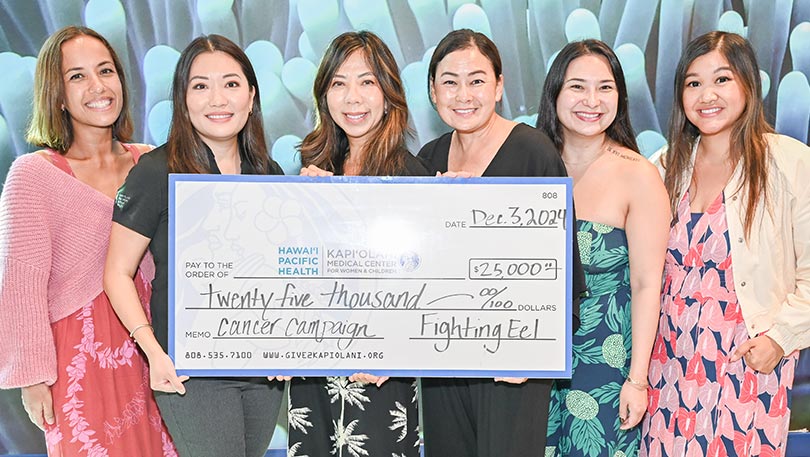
129, 323, 153, 341
625, 375, 649, 391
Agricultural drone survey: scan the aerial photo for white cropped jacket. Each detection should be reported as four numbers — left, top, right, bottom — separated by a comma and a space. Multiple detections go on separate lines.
654, 133, 810, 354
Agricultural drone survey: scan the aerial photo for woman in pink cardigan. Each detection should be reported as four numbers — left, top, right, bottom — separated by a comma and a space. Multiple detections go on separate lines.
0, 26, 176, 456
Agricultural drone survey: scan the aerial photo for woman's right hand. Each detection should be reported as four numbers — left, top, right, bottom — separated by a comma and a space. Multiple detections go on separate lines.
618, 381, 647, 430
299, 165, 334, 177
147, 351, 189, 394
21, 382, 54, 430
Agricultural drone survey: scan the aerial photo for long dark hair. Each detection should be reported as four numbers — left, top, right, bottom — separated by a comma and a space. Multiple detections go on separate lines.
536, 39, 637, 153
664, 31, 773, 238
167, 34, 270, 174
26, 26, 132, 152
300, 31, 409, 176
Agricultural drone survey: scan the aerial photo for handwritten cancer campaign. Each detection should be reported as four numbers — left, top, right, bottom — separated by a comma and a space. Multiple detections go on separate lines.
169, 176, 572, 378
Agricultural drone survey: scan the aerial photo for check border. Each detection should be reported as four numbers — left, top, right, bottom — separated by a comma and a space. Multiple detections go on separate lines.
169, 175, 573, 378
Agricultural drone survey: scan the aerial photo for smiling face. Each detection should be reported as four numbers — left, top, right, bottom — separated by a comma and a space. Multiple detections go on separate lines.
185, 51, 255, 149
60, 35, 123, 132
325, 50, 385, 153
430, 46, 503, 134
681, 50, 746, 141
555, 54, 618, 142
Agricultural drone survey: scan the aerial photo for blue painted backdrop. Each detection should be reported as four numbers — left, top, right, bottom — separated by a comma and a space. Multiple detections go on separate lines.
0, 0, 808, 454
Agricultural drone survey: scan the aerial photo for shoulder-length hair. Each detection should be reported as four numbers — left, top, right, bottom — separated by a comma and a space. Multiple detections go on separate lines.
167, 34, 270, 174
26, 26, 133, 153
427, 29, 503, 98
664, 31, 773, 239
300, 30, 409, 176
536, 39, 638, 153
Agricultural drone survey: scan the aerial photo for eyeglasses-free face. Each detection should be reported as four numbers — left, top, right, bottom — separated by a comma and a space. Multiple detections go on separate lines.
681, 50, 746, 141
61, 35, 124, 132
185, 50, 255, 151
555, 54, 619, 143
430, 47, 504, 135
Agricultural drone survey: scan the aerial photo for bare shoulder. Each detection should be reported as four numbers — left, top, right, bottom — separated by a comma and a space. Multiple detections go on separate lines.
606, 144, 644, 164
607, 145, 661, 184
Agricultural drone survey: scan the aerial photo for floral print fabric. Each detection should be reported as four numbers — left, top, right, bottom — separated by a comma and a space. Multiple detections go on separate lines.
288, 376, 419, 457
45, 270, 176, 456
640, 193, 798, 457
547, 220, 639, 457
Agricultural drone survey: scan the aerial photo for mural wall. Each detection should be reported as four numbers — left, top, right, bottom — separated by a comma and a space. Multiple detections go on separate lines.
0, 0, 808, 453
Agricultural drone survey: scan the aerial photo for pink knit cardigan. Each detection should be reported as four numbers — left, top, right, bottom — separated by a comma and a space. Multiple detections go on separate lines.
0, 151, 155, 389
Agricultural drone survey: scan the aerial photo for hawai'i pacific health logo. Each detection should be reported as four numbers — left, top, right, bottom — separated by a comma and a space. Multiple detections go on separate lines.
399, 251, 421, 272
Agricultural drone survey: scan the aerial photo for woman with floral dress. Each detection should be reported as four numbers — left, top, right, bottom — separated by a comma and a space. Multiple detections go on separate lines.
0, 26, 175, 456
537, 39, 669, 457
640, 31, 810, 457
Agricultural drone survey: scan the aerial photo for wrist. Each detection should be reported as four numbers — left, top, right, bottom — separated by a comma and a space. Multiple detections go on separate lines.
625, 375, 649, 391
137, 338, 166, 360
129, 323, 152, 339
628, 369, 649, 381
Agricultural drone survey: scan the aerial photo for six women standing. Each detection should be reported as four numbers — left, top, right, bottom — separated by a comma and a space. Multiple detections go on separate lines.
0, 20, 806, 457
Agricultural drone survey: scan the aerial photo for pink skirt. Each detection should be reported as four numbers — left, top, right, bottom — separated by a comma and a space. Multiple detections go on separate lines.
45, 271, 176, 456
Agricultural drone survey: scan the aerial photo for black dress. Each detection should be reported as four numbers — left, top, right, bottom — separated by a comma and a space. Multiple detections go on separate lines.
418, 123, 586, 457
287, 153, 432, 457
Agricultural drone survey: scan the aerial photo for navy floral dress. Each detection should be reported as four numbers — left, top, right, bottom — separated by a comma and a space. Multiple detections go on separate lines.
547, 220, 639, 456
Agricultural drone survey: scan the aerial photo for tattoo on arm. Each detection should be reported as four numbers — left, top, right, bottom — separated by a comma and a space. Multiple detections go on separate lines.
608, 145, 641, 162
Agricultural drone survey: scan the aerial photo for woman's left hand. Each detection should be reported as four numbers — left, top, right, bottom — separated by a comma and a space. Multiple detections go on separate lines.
731, 334, 785, 374
349, 373, 389, 387
618, 382, 647, 430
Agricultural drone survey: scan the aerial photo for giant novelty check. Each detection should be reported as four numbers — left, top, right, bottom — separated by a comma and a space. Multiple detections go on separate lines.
169, 176, 573, 378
